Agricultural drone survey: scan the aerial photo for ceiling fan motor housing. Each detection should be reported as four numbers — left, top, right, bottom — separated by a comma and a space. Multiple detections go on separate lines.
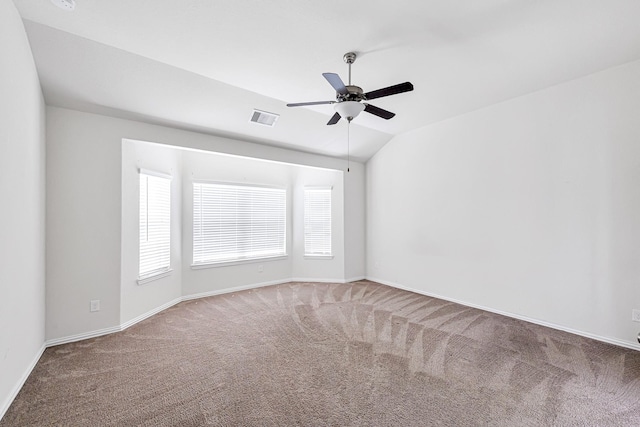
337, 85, 364, 102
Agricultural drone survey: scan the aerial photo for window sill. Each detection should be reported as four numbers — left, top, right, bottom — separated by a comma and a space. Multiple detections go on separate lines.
137, 269, 173, 285
304, 255, 334, 260
191, 255, 288, 270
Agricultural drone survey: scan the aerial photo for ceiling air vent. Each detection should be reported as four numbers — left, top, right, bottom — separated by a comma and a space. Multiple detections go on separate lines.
51, 0, 76, 11
250, 109, 279, 127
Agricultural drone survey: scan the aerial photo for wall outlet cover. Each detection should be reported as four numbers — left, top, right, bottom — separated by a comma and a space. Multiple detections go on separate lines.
632, 309, 640, 322
90, 300, 100, 312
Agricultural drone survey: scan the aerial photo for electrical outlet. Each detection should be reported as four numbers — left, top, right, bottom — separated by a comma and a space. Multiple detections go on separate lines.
90, 300, 100, 312
632, 309, 640, 322
258, 265, 264, 273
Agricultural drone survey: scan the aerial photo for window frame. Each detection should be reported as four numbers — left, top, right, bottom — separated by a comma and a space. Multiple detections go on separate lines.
191, 180, 288, 268
303, 186, 333, 259
138, 169, 172, 284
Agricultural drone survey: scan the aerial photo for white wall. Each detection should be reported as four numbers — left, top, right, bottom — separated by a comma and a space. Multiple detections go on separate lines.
121, 140, 183, 324
367, 59, 640, 348
46, 110, 122, 341
0, 1, 46, 418
46, 106, 365, 342
343, 162, 366, 281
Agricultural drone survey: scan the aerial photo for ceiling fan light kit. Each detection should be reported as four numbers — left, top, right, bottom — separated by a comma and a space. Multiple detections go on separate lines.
334, 101, 365, 121
286, 51, 414, 125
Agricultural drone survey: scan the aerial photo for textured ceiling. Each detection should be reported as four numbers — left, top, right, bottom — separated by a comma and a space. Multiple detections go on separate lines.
13, 0, 640, 161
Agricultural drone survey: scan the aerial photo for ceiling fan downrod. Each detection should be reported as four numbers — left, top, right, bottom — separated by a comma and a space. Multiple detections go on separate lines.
344, 52, 357, 86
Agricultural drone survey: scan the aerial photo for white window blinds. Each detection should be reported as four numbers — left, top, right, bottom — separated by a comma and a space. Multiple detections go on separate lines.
193, 182, 286, 265
139, 171, 171, 280
304, 187, 332, 256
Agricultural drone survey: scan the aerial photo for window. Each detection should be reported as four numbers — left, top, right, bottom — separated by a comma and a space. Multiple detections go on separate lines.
193, 182, 286, 266
304, 187, 332, 257
139, 170, 171, 282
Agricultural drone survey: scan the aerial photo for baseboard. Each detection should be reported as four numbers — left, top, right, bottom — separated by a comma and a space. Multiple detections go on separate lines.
0, 343, 46, 421
291, 277, 349, 283
367, 276, 640, 352
181, 278, 293, 301
120, 297, 183, 331
345, 276, 366, 283
46, 297, 183, 347
45, 325, 122, 348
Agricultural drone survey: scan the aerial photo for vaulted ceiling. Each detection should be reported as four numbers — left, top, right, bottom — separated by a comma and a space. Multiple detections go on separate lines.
13, 0, 640, 161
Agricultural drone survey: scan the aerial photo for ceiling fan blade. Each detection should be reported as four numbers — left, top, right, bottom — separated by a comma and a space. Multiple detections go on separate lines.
322, 73, 348, 95
364, 82, 414, 100
287, 100, 335, 107
327, 112, 341, 125
364, 104, 396, 120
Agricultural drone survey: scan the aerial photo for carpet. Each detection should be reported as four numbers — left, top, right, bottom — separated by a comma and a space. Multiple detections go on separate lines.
2, 280, 640, 426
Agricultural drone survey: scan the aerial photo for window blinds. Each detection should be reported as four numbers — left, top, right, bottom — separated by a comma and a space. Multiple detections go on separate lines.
193, 182, 286, 265
304, 187, 332, 256
139, 171, 171, 279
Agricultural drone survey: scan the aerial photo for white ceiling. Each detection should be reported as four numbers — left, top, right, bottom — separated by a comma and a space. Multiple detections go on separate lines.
13, 0, 640, 161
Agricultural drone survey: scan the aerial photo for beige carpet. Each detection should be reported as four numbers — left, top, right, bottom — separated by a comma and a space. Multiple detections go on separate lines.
2, 280, 640, 426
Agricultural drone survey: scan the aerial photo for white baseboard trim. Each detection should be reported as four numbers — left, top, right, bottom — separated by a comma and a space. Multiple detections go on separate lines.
120, 297, 183, 331
291, 277, 346, 283
367, 276, 640, 352
45, 325, 122, 348
0, 343, 46, 421
184, 278, 368, 301
182, 278, 292, 301
288, 277, 367, 284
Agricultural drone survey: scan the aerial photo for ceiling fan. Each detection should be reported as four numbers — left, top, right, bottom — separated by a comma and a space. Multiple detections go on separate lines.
287, 52, 414, 125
